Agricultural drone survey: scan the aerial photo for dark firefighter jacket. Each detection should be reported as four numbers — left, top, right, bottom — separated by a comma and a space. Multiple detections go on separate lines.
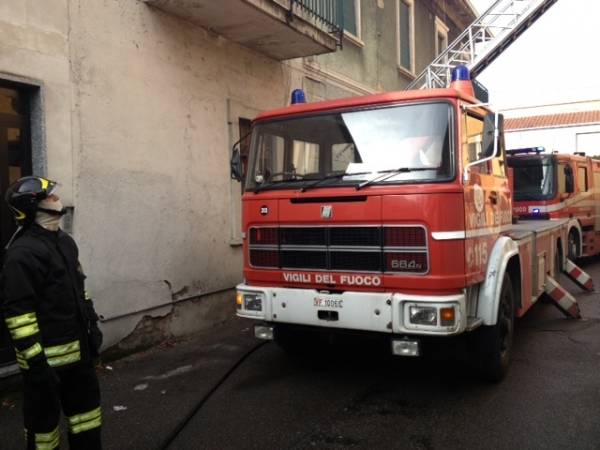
1, 224, 102, 372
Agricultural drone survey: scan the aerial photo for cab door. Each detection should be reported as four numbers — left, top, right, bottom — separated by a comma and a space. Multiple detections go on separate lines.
462, 110, 510, 286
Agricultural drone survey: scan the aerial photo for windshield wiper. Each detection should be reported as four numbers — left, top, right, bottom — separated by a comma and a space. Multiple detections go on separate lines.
300, 171, 371, 192
253, 180, 294, 193
254, 170, 304, 193
356, 167, 433, 190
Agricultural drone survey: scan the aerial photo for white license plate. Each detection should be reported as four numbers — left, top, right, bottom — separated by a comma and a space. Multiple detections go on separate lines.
313, 296, 344, 309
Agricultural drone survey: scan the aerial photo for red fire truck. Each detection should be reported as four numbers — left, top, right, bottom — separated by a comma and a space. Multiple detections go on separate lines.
508, 148, 600, 259
231, 67, 591, 381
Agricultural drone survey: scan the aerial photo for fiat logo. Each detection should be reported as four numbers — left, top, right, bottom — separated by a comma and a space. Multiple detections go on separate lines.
321, 205, 333, 219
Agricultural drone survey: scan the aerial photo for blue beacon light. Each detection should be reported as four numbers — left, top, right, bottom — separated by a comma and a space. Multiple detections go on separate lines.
451, 65, 471, 82
291, 89, 306, 104
532, 208, 541, 214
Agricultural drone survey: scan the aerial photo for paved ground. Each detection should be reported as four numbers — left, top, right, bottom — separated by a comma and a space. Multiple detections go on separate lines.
1, 258, 599, 450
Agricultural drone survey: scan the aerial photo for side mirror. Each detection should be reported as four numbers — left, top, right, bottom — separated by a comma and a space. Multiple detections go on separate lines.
565, 165, 574, 193
230, 147, 242, 182
481, 112, 504, 158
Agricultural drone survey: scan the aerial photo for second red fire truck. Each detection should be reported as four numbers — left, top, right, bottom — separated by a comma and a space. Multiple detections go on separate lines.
508, 148, 600, 259
231, 66, 592, 381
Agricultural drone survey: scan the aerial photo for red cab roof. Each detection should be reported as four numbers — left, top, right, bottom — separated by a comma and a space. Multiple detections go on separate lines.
254, 88, 477, 122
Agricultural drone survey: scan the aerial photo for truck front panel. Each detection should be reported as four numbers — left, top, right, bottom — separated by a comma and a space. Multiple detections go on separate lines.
243, 190, 467, 294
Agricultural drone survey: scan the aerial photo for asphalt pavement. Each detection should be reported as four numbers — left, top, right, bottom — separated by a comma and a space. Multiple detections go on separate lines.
1, 258, 599, 450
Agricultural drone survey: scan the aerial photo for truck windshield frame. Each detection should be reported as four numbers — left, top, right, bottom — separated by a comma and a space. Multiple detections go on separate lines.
509, 155, 556, 201
245, 101, 456, 192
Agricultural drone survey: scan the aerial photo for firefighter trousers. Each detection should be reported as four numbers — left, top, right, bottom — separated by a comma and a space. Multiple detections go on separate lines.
23, 362, 102, 450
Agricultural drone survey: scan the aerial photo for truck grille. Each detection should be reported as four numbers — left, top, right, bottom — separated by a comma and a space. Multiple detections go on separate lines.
249, 226, 428, 274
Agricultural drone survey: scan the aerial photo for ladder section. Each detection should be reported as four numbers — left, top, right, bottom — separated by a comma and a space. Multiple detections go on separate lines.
406, 0, 559, 90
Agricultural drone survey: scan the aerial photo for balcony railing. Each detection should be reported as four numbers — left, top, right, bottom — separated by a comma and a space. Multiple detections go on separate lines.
291, 0, 344, 47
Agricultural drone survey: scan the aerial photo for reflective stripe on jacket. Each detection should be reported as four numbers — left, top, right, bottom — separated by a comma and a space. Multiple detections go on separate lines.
1, 225, 98, 371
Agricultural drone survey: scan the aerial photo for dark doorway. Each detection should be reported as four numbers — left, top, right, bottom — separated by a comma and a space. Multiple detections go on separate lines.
0, 82, 33, 367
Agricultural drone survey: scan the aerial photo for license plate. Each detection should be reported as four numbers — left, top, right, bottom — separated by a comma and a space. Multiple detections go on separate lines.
313, 296, 344, 309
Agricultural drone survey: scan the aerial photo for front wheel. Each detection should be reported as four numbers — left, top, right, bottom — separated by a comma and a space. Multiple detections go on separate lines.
470, 273, 515, 382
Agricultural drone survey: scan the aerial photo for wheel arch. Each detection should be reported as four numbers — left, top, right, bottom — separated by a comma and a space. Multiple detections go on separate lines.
477, 236, 519, 326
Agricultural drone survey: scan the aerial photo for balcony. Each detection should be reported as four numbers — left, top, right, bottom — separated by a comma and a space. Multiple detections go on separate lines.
143, 0, 343, 60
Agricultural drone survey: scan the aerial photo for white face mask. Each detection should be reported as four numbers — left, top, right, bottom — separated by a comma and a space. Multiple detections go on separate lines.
35, 198, 64, 231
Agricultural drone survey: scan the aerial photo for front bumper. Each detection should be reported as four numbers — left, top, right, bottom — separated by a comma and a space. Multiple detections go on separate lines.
236, 284, 467, 336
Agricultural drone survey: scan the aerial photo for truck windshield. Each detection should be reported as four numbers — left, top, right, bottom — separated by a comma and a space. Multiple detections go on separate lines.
245, 102, 454, 191
509, 156, 556, 200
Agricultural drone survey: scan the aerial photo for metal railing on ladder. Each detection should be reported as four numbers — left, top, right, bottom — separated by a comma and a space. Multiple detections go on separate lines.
406, 0, 559, 90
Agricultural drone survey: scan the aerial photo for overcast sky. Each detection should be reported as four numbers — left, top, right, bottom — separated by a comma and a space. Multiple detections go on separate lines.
467, 0, 600, 110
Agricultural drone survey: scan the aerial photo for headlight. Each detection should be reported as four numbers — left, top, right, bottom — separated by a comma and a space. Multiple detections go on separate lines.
242, 293, 263, 312
409, 306, 437, 325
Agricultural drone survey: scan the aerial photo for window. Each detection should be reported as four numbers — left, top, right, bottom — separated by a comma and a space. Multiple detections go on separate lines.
397, 0, 415, 74
557, 163, 567, 193
292, 140, 320, 175
577, 166, 588, 192
434, 17, 449, 57
254, 133, 285, 182
463, 113, 486, 174
462, 111, 506, 177
343, 0, 361, 41
510, 157, 555, 201
245, 102, 454, 191
332, 143, 356, 172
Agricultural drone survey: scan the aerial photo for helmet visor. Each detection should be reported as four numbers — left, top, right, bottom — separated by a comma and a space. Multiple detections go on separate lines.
47, 181, 60, 196
13, 177, 59, 197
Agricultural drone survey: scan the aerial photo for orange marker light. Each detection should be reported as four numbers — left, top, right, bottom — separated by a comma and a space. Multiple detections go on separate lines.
236, 293, 243, 309
440, 307, 455, 326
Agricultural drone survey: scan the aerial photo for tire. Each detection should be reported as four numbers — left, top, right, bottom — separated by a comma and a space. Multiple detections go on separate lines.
568, 229, 580, 260
471, 273, 515, 382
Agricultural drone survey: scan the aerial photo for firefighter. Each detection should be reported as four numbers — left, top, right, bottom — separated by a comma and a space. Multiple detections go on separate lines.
1, 176, 103, 450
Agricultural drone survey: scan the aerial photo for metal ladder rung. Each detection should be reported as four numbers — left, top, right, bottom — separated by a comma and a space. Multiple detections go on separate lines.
485, 12, 521, 16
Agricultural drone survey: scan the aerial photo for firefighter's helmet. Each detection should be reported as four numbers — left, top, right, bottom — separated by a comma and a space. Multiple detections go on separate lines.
5, 176, 59, 226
